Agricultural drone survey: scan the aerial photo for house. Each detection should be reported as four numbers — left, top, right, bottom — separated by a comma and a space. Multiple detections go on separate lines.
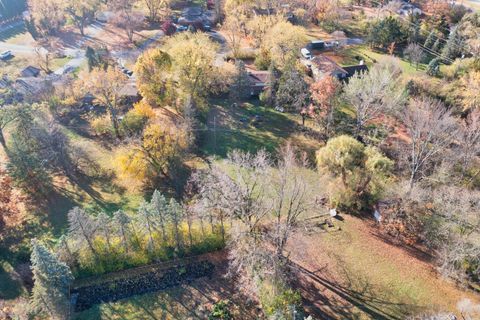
343, 64, 369, 78
247, 70, 269, 96
308, 55, 349, 80
20, 66, 41, 78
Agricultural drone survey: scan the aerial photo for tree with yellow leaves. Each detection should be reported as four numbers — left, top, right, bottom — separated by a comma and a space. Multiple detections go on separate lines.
78, 67, 128, 139
461, 71, 480, 112
163, 33, 219, 106
134, 48, 173, 106
117, 123, 189, 182
264, 21, 307, 69
28, 0, 65, 35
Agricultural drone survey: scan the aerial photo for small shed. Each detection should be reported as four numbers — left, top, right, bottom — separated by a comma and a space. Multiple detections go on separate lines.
20, 66, 41, 78
247, 70, 269, 96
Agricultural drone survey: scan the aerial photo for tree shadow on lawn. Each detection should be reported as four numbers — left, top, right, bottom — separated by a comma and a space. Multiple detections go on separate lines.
202, 102, 299, 158
0, 23, 26, 42
290, 261, 423, 320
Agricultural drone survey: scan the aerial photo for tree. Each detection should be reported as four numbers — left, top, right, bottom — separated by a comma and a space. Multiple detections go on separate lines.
276, 67, 310, 122
402, 97, 458, 189
0, 104, 22, 150
316, 135, 393, 210
223, 15, 244, 58
30, 239, 73, 320
310, 75, 341, 137
111, 0, 144, 43
343, 58, 406, 137
460, 71, 480, 112
163, 32, 219, 105
137, 201, 158, 252
230, 60, 251, 102
366, 16, 405, 49
143, 0, 169, 23
264, 21, 307, 69
78, 67, 128, 139
113, 210, 131, 253
34, 46, 52, 73
28, 0, 65, 35
426, 58, 441, 76
96, 212, 112, 252
65, 0, 99, 35
403, 43, 425, 70
134, 48, 172, 106
68, 207, 98, 257
117, 123, 189, 182
442, 25, 465, 61
168, 198, 184, 253
457, 111, 480, 173
149, 190, 169, 242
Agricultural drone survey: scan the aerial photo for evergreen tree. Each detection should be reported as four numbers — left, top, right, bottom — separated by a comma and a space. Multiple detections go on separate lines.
96, 212, 112, 252
432, 38, 442, 53
149, 190, 169, 242
68, 207, 98, 258
424, 31, 435, 48
113, 210, 131, 253
85, 47, 97, 72
168, 198, 184, 253
229, 60, 251, 102
30, 239, 73, 320
137, 201, 157, 252
407, 14, 421, 44
426, 58, 441, 76
442, 25, 465, 61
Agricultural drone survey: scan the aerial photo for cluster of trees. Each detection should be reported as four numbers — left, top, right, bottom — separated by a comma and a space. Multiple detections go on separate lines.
192, 145, 318, 318
56, 190, 225, 277
0, 103, 85, 197
26, 0, 171, 40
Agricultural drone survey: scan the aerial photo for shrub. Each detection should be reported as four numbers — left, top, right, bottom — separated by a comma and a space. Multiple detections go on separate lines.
254, 50, 271, 70
120, 110, 148, 136
90, 115, 113, 136
208, 300, 233, 320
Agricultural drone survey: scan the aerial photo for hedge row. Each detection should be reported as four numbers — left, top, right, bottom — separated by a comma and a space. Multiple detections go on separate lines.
72, 260, 214, 311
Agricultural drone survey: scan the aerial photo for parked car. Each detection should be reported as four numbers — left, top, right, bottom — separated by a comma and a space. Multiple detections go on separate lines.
0, 50, 13, 60
62, 66, 76, 74
301, 48, 313, 60
176, 25, 188, 32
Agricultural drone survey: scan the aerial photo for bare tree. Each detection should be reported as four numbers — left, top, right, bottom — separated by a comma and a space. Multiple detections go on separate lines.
67, 207, 98, 257
402, 97, 458, 189
403, 43, 425, 70
111, 0, 144, 43
457, 111, 480, 172
343, 58, 406, 137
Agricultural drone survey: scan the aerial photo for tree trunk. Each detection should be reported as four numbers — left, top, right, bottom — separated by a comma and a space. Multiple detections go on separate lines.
0, 129, 7, 151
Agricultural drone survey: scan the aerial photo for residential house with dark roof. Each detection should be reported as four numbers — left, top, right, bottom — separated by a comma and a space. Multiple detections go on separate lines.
20, 66, 41, 78
247, 70, 269, 96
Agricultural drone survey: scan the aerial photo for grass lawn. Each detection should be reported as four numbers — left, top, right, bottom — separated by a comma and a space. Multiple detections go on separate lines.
290, 215, 480, 319
201, 99, 322, 159
327, 45, 428, 76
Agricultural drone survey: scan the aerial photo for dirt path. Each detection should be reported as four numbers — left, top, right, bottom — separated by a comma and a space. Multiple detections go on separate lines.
288, 215, 480, 319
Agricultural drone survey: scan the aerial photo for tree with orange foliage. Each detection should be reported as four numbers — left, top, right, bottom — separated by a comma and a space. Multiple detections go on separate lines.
309, 76, 340, 137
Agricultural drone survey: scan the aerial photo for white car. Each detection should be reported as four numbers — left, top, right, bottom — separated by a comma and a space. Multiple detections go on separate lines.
301, 48, 313, 60
0, 50, 13, 60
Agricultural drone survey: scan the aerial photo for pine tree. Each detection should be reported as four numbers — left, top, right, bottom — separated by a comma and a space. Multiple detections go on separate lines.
426, 58, 441, 76
150, 190, 169, 242
30, 239, 73, 320
137, 201, 157, 252
113, 210, 130, 253
229, 60, 251, 103
432, 38, 442, 53
424, 31, 435, 48
442, 25, 465, 61
168, 198, 184, 254
96, 212, 112, 252
67, 207, 98, 258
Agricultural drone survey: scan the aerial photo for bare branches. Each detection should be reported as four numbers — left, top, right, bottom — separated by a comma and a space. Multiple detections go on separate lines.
402, 97, 458, 189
